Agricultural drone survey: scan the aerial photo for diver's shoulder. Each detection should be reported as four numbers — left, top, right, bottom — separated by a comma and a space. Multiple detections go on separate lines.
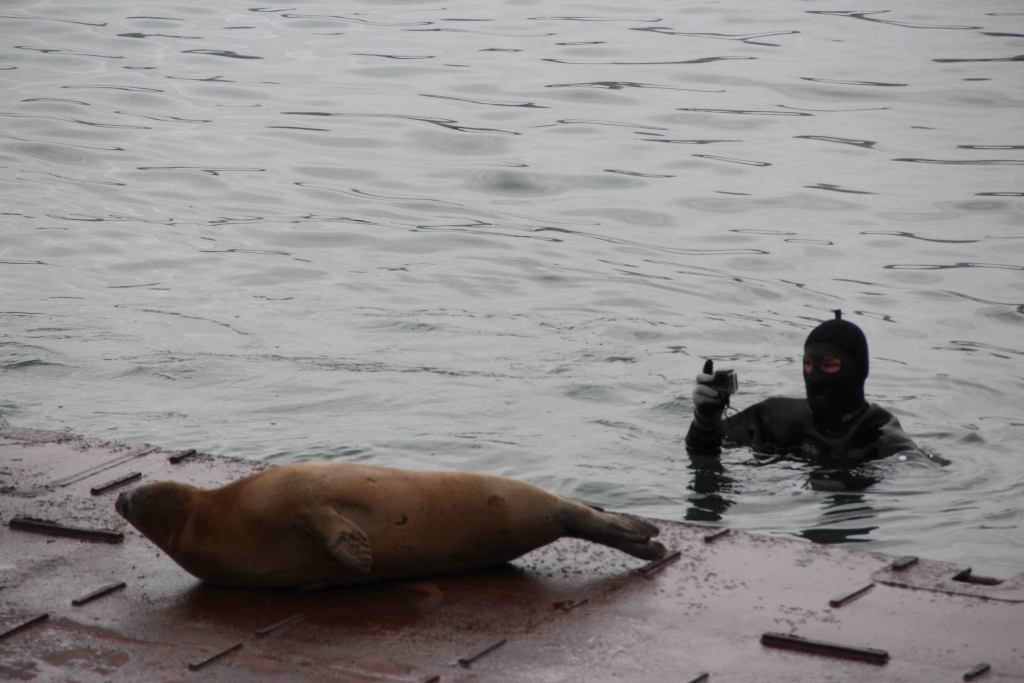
864, 402, 900, 424
738, 396, 810, 429
756, 396, 809, 413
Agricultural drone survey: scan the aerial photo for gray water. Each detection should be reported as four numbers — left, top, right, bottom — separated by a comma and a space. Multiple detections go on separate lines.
2, 0, 1022, 577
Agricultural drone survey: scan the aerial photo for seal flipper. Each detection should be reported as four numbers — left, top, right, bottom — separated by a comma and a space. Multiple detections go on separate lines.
560, 503, 667, 561
298, 507, 373, 573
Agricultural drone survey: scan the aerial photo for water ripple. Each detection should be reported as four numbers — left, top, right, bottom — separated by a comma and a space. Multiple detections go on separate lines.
15, 45, 122, 59
642, 138, 737, 145
778, 104, 889, 113
678, 107, 811, 117
137, 166, 265, 175
542, 56, 756, 65
553, 118, 667, 130
933, 55, 1024, 63
694, 154, 772, 167
409, 28, 555, 37
937, 341, 1024, 356
0, 112, 151, 130
807, 10, 980, 30
795, 135, 876, 149
534, 227, 769, 256
274, 12, 432, 28
0, 13, 106, 27
604, 169, 675, 178
119, 32, 201, 40
801, 77, 907, 87
282, 111, 520, 136
886, 262, 1024, 271
632, 27, 800, 47
805, 183, 874, 195
182, 49, 263, 60
862, 231, 978, 244
959, 145, 1024, 150
0, 132, 125, 151
62, 85, 164, 92
529, 16, 662, 23
421, 94, 547, 108
353, 53, 434, 60
894, 158, 1024, 165
546, 80, 724, 93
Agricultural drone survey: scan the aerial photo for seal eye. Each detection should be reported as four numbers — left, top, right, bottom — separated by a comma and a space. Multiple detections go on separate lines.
803, 355, 812, 373
821, 357, 841, 374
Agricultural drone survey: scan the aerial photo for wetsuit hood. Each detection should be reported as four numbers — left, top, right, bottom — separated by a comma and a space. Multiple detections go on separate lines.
803, 310, 869, 432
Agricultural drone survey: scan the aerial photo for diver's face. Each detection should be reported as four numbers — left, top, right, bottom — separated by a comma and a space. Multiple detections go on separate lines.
803, 354, 841, 375
803, 343, 860, 417
804, 343, 856, 383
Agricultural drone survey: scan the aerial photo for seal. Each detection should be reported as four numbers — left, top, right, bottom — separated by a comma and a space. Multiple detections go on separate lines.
115, 462, 666, 588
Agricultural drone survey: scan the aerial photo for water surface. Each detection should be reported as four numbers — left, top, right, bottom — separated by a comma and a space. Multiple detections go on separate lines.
2, 0, 1022, 576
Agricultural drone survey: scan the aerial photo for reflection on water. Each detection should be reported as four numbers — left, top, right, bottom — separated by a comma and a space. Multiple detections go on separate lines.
684, 453, 736, 523
685, 452, 884, 528
1, 0, 1023, 577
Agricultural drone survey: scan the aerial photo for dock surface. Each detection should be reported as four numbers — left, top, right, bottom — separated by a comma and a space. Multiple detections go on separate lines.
1, 417, 1021, 682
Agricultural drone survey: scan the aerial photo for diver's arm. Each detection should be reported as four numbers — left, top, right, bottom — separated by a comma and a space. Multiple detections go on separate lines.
685, 367, 728, 455
685, 412, 723, 455
686, 401, 763, 455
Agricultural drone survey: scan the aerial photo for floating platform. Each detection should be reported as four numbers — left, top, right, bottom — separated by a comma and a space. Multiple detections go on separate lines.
1, 416, 1021, 682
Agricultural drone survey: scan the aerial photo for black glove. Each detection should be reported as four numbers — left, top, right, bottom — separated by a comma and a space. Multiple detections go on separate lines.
692, 359, 727, 427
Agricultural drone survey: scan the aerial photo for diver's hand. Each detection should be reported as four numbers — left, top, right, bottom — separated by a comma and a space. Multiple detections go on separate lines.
693, 360, 727, 421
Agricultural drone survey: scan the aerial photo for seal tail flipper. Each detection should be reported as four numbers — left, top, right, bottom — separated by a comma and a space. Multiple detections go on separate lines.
297, 507, 373, 573
560, 503, 667, 561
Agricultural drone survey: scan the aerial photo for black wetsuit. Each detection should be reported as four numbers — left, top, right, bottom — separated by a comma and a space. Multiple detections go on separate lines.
685, 397, 924, 465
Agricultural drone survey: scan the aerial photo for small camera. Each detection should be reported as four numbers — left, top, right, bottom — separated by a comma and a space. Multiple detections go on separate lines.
701, 359, 738, 397
711, 369, 738, 397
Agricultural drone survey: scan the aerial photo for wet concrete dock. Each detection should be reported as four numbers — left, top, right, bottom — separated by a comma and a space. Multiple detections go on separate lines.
1, 416, 1021, 682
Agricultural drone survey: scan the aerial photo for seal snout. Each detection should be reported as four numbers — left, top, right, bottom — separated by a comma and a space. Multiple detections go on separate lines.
115, 490, 131, 518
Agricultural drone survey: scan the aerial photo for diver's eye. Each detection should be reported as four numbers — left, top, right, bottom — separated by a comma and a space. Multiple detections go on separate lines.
821, 357, 842, 373
803, 355, 812, 373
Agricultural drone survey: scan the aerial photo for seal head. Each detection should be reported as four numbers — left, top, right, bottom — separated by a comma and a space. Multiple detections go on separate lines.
116, 482, 199, 555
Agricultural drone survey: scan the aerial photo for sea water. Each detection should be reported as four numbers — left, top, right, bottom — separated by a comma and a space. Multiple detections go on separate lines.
1, 0, 1022, 577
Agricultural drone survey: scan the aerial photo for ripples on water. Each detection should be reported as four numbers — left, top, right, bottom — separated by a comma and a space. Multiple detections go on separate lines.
1, 0, 1022, 576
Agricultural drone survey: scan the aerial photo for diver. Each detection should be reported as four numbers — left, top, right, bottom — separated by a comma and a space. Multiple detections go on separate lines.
685, 310, 925, 468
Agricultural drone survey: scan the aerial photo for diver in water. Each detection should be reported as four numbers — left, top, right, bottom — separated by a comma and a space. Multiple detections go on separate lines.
685, 310, 925, 465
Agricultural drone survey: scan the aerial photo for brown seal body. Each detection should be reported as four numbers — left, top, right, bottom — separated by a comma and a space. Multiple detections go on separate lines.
115, 462, 665, 588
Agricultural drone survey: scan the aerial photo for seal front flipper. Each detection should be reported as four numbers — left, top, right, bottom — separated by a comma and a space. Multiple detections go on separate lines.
295, 506, 373, 573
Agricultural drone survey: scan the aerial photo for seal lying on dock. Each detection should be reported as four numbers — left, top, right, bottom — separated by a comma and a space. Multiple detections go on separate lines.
115, 462, 666, 588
